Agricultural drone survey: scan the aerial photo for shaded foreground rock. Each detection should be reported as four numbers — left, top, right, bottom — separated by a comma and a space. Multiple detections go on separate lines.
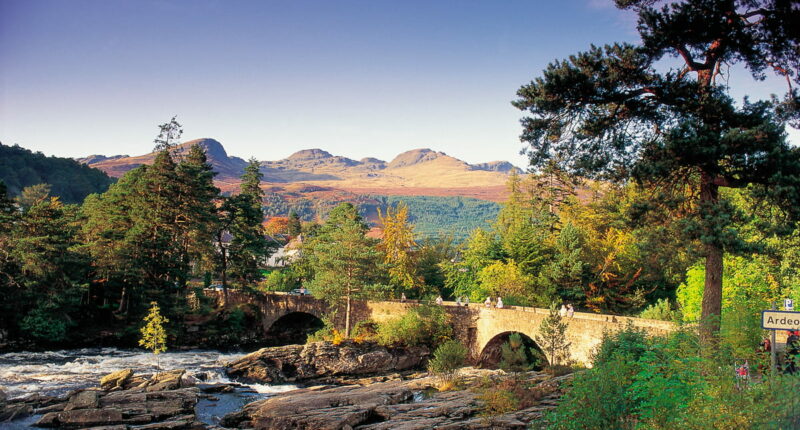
28, 369, 205, 429
226, 340, 430, 384
222, 368, 571, 429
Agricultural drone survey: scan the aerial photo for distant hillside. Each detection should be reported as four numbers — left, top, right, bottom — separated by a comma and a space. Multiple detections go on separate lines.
366, 195, 500, 241
79, 139, 521, 202
0, 143, 115, 204
77, 138, 247, 180
261, 188, 500, 242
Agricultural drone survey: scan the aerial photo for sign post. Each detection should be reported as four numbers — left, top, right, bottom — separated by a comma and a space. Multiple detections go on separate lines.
762, 304, 800, 373
771, 303, 777, 373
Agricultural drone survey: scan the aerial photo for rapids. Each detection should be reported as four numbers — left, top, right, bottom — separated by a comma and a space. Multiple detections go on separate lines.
0, 348, 296, 426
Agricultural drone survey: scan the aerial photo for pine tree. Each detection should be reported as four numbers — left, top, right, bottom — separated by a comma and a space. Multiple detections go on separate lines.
175, 144, 220, 279
536, 302, 570, 367
513, 0, 800, 341
139, 301, 169, 372
287, 211, 302, 237
225, 158, 270, 286
500, 333, 535, 374
15, 183, 52, 212
306, 203, 380, 337
153, 116, 183, 153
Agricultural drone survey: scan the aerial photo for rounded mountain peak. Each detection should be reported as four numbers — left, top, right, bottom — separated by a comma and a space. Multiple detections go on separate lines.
287, 149, 334, 161
388, 148, 447, 169
181, 138, 228, 160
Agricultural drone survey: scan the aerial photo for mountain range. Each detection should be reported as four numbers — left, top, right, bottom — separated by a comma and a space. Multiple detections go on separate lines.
78, 138, 521, 202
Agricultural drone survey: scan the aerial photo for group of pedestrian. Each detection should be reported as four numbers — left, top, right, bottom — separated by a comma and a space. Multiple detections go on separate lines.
483, 297, 504, 308
455, 296, 470, 307
559, 304, 575, 318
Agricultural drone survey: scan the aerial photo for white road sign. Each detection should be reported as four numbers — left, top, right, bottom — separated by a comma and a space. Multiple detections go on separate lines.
762, 310, 800, 330
785, 299, 794, 311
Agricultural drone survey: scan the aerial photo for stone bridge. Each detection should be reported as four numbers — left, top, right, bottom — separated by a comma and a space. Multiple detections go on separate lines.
210, 290, 675, 366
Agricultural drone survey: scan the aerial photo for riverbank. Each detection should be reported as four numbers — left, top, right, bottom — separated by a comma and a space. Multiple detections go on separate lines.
0, 342, 572, 429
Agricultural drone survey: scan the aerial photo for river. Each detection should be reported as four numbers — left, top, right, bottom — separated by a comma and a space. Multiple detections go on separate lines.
0, 348, 296, 428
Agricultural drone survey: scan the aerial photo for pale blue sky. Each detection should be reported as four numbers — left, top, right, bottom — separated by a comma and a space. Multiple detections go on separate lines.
1, 0, 795, 167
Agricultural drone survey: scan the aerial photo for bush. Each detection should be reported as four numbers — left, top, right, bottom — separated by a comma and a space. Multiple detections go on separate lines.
500, 333, 538, 373
638, 298, 681, 322
591, 323, 649, 367
352, 319, 377, 343
307, 311, 337, 343
428, 339, 468, 389
20, 306, 69, 342
547, 325, 799, 430
376, 304, 452, 348
478, 387, 519, 416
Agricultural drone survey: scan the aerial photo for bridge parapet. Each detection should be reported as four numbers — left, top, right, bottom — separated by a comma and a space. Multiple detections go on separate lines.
205, 290, 675, 366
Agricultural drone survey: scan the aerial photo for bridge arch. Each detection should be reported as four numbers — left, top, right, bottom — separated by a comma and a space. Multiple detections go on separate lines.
264, 311, 325, 346
477, 331, 546, 370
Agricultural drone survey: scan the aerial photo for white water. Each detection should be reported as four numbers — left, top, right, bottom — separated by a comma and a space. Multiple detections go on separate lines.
0, 348, 295, 399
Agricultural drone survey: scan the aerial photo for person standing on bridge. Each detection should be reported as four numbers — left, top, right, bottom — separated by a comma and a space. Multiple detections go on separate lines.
464, 297, 469, 307
567, 304, 574, 318
559, 304, 567, 317
484, 297, 492, 308
436, 295, 444, 305
400, 293, 406, 303
496, 297, 504, 309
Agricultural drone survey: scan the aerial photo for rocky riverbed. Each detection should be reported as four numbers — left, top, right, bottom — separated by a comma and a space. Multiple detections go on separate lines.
1, 342, 570, 429
221, 368, 570, 429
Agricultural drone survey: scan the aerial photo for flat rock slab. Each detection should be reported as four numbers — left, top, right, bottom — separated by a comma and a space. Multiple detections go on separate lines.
222, 369, 568, 430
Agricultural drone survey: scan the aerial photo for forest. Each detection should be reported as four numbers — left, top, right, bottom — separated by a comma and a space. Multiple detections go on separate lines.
0, 143, 115, 203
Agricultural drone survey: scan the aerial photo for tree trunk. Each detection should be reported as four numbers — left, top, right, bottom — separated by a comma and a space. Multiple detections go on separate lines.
345, 294, 352, 338
221, 247, 228, 308
118, 286, 127, 313
699, 174, 723, 344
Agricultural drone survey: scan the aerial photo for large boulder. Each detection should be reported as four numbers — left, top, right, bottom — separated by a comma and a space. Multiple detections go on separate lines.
225, 341, 430, 384
99, 369, 133, 391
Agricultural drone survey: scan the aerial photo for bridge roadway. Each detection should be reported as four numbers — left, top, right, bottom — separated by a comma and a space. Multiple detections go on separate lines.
211, 290, 675, 366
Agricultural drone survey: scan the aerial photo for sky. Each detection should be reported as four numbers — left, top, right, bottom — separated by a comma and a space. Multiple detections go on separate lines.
1, 0, 796, 168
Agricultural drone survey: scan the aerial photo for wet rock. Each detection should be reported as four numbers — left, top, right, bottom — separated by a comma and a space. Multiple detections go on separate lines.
225, 340, 430, 384
0, 403, 32, 422
198, 383, 238, 393
36, 408, 124, 428
100, 368, 133, 391
145, 369, 187, 392
64, 390, 101, 411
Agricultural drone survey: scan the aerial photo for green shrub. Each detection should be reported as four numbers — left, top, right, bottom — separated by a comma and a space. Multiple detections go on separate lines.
20, 306, 69, 342
428, 339, 468, 388
307, 311, 337, 343
591, 323, 649, 367
500, 333, 537, 373
376, 304, 452, 348
226, 307, 247, 334
547, 324, 800, 430
638, 298, 681, 322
